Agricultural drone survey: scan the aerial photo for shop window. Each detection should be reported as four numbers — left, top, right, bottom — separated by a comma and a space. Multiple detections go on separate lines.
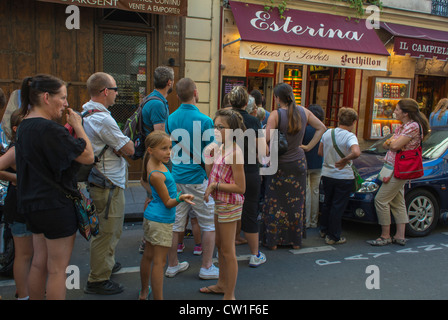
102, 33, 149, 129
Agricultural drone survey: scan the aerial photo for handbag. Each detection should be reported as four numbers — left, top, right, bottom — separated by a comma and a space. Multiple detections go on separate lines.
393, 124, 424, 180
276, 109, 289, 156
331, 129, 364, 192
378, 161, 394, 183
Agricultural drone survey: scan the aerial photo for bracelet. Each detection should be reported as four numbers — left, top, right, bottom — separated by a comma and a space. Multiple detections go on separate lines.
216, 182, 220, 191
176, 191, 184, 203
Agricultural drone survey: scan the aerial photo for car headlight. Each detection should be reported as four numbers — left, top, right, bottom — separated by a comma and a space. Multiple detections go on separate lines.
357, 181, 379, 193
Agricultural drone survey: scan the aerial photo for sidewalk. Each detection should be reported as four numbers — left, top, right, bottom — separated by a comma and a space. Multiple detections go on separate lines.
124, 180, 147, 220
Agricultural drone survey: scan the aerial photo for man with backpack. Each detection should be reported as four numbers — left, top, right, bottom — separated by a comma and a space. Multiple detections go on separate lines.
82, 72, 135, 295
142, 66, 174, 136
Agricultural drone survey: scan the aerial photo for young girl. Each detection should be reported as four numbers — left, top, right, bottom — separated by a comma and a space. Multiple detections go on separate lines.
201, 109, 246, 300
139, 130, 195, 300
0, 109, 33, 300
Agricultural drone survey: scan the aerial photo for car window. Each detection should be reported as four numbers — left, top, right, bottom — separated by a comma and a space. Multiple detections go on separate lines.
362, 129, 448, 160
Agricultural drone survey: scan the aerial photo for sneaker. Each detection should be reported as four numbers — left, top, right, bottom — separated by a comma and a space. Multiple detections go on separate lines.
84, 279, 124, 295
165, 261, 189, 278
112, 262, 122, 274
177, 243, 185, 253
249, 251, 266, 267
193, 244, 203, 255
325, 235, 346, 245
199, 264, 219, 280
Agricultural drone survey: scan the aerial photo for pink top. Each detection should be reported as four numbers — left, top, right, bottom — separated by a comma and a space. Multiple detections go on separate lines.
385, 121, 422, 165
208, 148, 244, 205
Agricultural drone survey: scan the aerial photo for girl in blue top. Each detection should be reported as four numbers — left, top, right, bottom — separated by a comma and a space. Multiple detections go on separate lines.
429, 98, 448, 127
139, 131, 194, 300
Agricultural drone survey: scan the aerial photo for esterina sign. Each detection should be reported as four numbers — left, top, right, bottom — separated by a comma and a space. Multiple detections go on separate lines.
37, 0, 188, 16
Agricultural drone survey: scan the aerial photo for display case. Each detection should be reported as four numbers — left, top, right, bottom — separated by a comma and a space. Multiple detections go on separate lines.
364, 77, 412, 140
283, 65, 303, 105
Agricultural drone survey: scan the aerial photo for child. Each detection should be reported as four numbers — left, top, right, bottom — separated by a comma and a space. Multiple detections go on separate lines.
139, 130, 195, 300
0, 109, 33, 300
201, 109, 246, 300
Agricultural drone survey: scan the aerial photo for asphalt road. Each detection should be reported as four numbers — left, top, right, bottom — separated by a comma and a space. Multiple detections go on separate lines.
1, 219, 448, 305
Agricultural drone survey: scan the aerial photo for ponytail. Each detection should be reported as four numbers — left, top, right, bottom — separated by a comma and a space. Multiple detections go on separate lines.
274, 83, 301, 135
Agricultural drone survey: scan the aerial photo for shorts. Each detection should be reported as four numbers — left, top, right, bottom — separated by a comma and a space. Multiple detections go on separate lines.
25, 205, 78, 240
10, 221, 32, 238
173, 181, 215, 232
143, 218, 173, 248
215, 201, 242, 223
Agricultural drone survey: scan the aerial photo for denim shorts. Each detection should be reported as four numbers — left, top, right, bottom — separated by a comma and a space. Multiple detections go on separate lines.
10, 221, 32, 238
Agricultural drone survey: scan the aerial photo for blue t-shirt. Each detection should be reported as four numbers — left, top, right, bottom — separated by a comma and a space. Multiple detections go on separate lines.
429, 110, 448, 127
144, 166, 177, 223
142, 90, 169, 136
303, 125, 323, 170
166, 104, 215, 184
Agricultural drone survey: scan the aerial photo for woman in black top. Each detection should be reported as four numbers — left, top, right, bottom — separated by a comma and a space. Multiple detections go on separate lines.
229, 86, 268, 267
15, 74, 94, 300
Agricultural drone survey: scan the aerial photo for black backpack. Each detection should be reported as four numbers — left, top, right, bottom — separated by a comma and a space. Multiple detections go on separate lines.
122, 95, 164, 160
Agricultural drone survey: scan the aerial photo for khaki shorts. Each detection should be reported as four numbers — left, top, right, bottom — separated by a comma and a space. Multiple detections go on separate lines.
143, 218, 174, 248
173, 180, 215, 232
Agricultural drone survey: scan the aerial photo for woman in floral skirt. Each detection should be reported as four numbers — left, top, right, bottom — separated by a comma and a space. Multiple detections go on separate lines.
261, 83, 325, 250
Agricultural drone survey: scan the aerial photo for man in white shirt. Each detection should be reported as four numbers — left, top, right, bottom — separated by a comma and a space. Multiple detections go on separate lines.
82, 72, 134, 295
318, 107, 361, 245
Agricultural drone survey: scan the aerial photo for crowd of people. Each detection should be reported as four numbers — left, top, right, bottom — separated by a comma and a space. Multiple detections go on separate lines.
0, 66, 432, 300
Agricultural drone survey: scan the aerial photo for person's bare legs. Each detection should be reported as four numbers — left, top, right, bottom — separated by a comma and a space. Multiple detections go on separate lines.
45, 234, 76, 300
12, 235, 33, 299
217, 220, 238, 300
28, 234, 48, 300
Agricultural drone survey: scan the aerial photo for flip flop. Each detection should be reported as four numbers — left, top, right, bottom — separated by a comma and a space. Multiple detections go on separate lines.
199, 286, 224, 295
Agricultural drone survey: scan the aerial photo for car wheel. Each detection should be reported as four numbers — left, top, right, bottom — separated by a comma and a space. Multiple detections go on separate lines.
405, 189, 439, 237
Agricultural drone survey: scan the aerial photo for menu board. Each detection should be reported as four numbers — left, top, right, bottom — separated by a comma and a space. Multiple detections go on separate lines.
221, 76, 247, 101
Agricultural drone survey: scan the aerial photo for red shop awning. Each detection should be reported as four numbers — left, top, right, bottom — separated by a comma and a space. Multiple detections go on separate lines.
229, 1, 389, 70
381, 22, 448, 61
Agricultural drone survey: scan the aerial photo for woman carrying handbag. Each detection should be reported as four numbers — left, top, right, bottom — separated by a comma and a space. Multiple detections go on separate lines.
368, 98, 429, 246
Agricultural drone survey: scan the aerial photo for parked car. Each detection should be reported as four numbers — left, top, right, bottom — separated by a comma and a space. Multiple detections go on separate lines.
319, 125, 448, 237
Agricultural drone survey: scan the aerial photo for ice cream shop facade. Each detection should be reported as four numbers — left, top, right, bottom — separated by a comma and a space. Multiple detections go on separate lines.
221, 0, 448, 144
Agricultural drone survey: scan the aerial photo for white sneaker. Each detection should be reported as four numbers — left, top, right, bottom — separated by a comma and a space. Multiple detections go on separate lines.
249, 251, 266, 267
199, 264, 219, 279
165, 261, 189, 278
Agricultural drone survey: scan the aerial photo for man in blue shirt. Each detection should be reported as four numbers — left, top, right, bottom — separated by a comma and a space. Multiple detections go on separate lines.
165, 78, 218, 280
142, 66, 174, 135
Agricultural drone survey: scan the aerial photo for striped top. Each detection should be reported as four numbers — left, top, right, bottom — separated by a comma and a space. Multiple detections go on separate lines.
208, 146, 244, 205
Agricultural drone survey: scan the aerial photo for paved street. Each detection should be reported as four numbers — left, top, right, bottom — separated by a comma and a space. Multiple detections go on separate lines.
2, 217, 448, 303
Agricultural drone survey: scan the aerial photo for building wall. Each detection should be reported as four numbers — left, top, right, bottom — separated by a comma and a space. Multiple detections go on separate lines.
185, 0, 221, 117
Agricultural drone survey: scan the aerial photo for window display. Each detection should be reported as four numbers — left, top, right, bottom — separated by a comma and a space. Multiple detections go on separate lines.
283, 65, 303, 105
364, 77, 412, 140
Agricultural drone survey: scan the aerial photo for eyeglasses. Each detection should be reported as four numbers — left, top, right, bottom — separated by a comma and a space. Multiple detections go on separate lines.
99, 87, 118, 93
214, 125, 229, 131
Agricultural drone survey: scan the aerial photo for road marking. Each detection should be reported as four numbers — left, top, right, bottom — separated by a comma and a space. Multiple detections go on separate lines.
0, 280, 15, 288
290, 246, 336, 255
114, 266, 140, 274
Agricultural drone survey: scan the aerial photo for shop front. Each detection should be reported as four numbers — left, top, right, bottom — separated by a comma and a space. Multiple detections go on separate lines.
0, 0, 188, 179
221, 1, 389, 129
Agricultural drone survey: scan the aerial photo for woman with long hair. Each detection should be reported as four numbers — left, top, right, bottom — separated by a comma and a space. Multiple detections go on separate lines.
15, 74, 94, 299
261, 83, 326, 250
368, 98, 429, 246
429, 98, 448, 127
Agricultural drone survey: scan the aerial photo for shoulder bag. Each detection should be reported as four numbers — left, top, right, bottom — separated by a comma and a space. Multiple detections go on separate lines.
276, 109, 289, 156
331, 129, 364, 192
394, 124, 423, 180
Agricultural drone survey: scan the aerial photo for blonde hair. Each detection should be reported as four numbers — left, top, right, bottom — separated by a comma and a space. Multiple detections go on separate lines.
141, 130, 171, 182
433, 98, 448, 121
228, 86, 249, 109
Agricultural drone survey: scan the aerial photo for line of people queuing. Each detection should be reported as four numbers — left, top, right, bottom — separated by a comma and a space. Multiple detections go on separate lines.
0, 66, 431, 300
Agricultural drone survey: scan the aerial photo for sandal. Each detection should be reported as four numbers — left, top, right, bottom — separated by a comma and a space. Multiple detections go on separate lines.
367, 236, 392, 246
199, 286, 224, 295
393, 237, 407, 246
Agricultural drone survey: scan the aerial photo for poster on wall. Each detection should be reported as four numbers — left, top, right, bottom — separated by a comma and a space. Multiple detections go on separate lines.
221, 76, 247, 105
